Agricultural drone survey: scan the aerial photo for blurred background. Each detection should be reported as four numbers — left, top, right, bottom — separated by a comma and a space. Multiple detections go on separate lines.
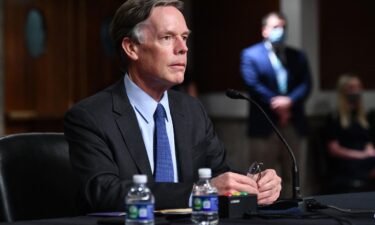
0, 0, 374, 196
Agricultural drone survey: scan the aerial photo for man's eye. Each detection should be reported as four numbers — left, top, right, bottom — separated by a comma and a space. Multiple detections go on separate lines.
162, 36, 172, 41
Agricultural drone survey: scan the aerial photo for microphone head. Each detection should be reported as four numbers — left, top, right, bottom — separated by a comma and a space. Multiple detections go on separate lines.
226, 89, 247, 100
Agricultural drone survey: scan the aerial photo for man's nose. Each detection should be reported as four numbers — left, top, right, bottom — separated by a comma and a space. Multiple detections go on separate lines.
175, 37, 188, 55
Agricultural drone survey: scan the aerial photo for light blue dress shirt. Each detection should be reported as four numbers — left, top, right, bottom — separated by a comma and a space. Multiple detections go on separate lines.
124, 74, 178, 182
265, 42, 288, 94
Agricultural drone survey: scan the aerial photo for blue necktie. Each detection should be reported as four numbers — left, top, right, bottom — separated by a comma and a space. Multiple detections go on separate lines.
154, 104, 174, 182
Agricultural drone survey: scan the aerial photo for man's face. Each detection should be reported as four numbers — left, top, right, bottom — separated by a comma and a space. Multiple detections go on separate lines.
262, 15, 286, 39
132, 6, 190, 91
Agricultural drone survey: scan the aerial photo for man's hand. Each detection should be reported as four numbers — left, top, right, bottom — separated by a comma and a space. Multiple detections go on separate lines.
211, 171, 282, 205
271, 96, 292, 127
271, 96, 292, 111
211, 172, 259, 196
255, 169, 282, 205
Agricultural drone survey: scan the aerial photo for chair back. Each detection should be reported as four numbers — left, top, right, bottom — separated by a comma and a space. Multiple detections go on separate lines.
0, 133, 79, 222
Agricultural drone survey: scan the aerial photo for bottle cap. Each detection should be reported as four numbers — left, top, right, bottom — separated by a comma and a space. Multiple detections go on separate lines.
198, 168, 212, 178
133, 174, 147, 184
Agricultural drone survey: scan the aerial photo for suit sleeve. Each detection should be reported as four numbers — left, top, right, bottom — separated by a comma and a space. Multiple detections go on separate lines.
287, 51, 312, 104
240, 49, 278, 104
64, 105, 133, 212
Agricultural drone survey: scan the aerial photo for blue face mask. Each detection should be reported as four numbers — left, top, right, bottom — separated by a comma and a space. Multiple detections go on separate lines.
268, 27, 285, 44
346, 92, 361, 105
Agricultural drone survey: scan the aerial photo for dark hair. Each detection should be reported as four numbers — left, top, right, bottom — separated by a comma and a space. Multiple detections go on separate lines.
109, 0, 184, 70
261, 12, 287, 28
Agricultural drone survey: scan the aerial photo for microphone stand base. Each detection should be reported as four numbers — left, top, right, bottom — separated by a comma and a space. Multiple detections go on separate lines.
255, 199, 306, 215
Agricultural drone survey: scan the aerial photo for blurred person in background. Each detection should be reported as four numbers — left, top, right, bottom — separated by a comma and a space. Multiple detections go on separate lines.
326, 74, 375, 193
240, 12, 312, 198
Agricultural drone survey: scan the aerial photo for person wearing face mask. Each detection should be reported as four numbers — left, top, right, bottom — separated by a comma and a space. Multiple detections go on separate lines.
325, 74, 375, 193
240, 12, 312, 198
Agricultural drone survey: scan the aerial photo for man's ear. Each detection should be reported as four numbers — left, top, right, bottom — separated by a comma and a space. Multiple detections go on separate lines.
122, 37, 139, 60
261, 28, 268, 39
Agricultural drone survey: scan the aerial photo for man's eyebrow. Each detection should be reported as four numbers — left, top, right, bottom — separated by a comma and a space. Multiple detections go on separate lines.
160, 29, 191, 36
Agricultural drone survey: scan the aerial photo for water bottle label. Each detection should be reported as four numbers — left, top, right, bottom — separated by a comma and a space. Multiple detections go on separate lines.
126, 203, 154, 221
192, 195, 218, 212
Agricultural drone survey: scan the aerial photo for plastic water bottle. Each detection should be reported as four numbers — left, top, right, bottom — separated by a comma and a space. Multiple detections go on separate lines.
125, 175, 154, 225
191, 168, 219, 225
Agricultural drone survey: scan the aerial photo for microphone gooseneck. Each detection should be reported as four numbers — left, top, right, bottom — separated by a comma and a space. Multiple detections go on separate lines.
226, 89, 301, 201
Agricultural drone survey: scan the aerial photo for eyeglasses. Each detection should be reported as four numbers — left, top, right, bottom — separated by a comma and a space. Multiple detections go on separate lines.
247, 161, 263, 182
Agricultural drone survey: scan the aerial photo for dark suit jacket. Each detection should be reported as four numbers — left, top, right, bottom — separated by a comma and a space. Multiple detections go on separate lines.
240, 42, 312, 137
64, 79, 230, 212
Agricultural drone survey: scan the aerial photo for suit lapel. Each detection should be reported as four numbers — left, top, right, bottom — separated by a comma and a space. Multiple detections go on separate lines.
260, 44, 280, 91
111, 81, 153, 178
261, 44, 276, 76
169, 92, 193, 182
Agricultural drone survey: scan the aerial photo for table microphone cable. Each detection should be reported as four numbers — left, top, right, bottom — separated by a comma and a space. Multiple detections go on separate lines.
305, 198, 375, 215
305, 198, 375, 225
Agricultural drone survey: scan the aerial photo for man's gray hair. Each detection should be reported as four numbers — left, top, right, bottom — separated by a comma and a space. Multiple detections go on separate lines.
109, 0, 184, 70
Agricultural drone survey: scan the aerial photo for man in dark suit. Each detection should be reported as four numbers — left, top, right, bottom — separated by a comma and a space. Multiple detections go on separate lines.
240, 12, 312, 198
65, 0, 281, 213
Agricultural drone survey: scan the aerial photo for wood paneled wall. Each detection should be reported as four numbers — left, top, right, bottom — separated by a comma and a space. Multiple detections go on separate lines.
4, 0, 123, 133
319, 0, 375, 89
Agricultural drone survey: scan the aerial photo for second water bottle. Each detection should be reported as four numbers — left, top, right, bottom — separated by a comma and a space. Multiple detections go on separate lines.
191, 168, 219, 225
125, 174, 154, 225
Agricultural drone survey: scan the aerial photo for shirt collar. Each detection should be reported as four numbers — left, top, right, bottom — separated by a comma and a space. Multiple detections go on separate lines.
124, 73, 170, 123
264, 41, 273, 51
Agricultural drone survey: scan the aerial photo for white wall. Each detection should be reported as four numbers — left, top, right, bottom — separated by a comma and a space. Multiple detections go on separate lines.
200, 0, 375, 118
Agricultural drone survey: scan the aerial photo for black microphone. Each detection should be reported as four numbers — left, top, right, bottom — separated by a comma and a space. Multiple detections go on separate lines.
226, 89, 302, 203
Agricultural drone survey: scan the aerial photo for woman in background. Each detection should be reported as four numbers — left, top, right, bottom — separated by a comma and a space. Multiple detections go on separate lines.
326, 74, 375, 192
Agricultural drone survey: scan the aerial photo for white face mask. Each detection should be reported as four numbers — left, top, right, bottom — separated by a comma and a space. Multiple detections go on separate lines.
268, 27, 285, 44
